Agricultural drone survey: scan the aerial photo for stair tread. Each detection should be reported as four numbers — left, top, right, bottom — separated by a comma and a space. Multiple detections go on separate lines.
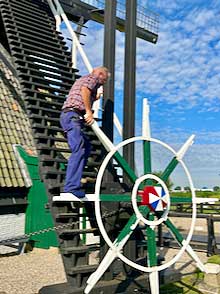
22, 88, 66, 100
34, 135, 66, 142
2, 7, 55, 25
61, 244, 99, 254
10, 42, 71, 62
21, 81, 70, 94
8, 38, 71, 58
56, 213, 84, 219
13, 52, 72, 70
60, 228, 98, 235
40, 168, 97, 177
2, 13, 55, 32
8, 31, 69, 51
41, 170, 66, 175
18, 70, 74, 84
68, 264, 98, 274
24, 97, 63, 108
7, 28, 68, 49
5, 0, 53, 15
4, 16, 60, 36
27, 105, 61, 115
38, 157, 100, 168
6, 1, 53, 19
14, 55, 76, 74
6, 23, 65, 43
33, 124, 63, 132
8, 1, 53, 18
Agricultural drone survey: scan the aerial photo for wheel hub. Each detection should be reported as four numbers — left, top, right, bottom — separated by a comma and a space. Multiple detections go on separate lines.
132, 174, 170, 226
138, 186, 168, 211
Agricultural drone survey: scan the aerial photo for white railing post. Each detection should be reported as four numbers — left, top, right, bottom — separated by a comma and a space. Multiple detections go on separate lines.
53, 0, 93, 72
71, 38, 77, 68
142, 98, 151, 138
47, 0, 61, 32
114, 112, 122, 137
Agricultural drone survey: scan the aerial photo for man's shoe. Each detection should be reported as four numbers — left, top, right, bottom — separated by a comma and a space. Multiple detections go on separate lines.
72, 190, 85, 198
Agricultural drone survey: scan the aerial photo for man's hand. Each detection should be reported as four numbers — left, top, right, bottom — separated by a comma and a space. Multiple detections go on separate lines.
81, 86, 94, 125
84, 110, 94, 125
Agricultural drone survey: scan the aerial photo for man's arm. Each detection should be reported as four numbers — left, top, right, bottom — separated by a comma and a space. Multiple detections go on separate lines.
81, 86, 94, 125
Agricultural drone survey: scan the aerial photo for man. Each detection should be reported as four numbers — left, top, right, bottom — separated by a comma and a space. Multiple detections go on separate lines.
60, 66, 110, 198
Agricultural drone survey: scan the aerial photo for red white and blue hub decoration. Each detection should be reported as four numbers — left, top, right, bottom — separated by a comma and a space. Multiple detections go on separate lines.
138, 186, 168, 212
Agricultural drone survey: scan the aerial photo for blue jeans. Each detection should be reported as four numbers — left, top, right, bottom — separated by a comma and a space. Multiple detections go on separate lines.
60, 111, 90, 193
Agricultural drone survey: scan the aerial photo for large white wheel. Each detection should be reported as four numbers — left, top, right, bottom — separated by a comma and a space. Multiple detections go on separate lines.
94, 136, 197, 272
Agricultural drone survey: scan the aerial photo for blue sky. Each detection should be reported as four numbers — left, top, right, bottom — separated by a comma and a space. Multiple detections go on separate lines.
63, 0, 220, 188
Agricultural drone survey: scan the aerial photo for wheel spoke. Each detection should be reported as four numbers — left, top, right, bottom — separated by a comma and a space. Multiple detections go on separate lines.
160, 157, 179, 182
171, 196, 192, 203
146, 213, 157, 266
114, 151, 137, 183
149, 271, 159, 294
160, 135, 194, 181
115, 206, 149, 245
100, 194, 142, 202
143, 140, 152, 186
143, 140, 152, 174
163, 217, 205, 271
164, 218, 184, 244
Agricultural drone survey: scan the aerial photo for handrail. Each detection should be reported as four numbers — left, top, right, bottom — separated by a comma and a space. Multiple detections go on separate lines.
48, 0, 93, 72
47, 0, 122, 132
47, 0, 100, 118
47, 0, 61, 32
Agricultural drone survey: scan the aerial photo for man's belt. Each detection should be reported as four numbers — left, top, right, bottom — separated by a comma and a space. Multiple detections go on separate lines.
62, 107, 85, 116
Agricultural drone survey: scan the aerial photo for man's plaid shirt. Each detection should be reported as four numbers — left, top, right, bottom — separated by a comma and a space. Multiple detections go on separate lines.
62, 74, 100, 112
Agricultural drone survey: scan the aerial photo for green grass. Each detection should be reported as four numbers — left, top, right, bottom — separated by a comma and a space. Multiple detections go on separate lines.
159, 254, 220, 293
197, 191, 220, 198
207, 254, 220, 264
170, 191, 220, 214
170, 191, 220, 198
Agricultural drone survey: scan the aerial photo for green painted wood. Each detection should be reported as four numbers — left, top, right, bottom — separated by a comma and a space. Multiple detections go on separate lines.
143, 140, 152, 186
160, 159, 187, 245
171, 197, 192, 203
82, 207, 86, 244
143, 140, 151, 174
147, 213, 157, 266
164, 218, 184, 243
114, 151, 137, 183
115, 206, 149, 244
16, 146, 58, 249
115, 214, 137, 244
161, 158, 179, 182
100, 194, 142, 202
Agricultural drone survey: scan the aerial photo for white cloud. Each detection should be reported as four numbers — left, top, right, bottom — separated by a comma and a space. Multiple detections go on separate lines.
135, 3, 220, 111
62, 2, 220, 113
